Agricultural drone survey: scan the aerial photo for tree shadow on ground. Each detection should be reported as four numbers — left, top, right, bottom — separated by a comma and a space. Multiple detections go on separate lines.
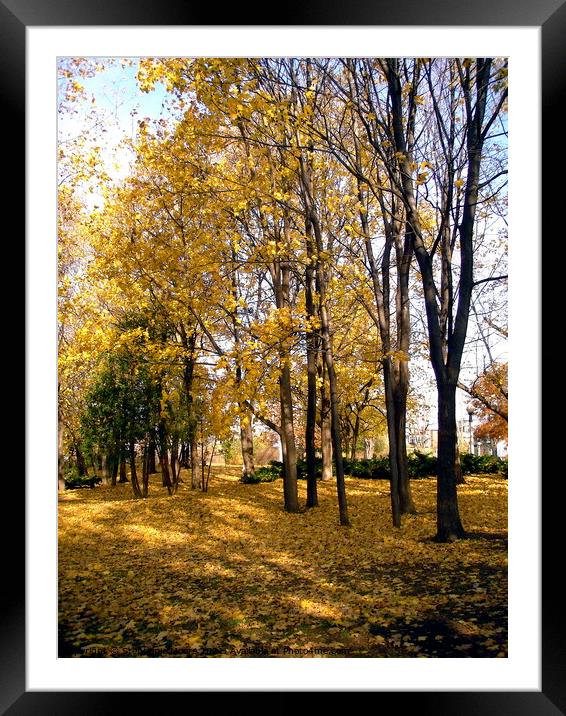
58, 471, 508, 659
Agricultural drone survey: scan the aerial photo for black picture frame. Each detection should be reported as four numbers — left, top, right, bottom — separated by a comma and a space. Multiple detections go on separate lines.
12, 0, 559, 711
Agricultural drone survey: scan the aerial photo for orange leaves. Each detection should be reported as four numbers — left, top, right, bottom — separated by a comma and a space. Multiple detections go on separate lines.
469, 362, 508, 443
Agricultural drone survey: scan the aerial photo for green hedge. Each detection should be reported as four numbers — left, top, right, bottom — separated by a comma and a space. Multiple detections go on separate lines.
241, 465, 282, 484
408, 451, 438, 478
460, 453, 508, 477
64, 474, 103, 490
242, 453, 507, 483
340, 453, 438, 479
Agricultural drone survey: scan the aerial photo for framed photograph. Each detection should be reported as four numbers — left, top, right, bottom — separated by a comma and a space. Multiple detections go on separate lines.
13, 0, 557, 710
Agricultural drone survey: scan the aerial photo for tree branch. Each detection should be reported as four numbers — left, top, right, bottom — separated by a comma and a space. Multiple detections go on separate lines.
472, 275, 508, 288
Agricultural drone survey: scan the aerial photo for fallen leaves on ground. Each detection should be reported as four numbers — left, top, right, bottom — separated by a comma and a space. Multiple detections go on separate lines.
58, 470, 507, 658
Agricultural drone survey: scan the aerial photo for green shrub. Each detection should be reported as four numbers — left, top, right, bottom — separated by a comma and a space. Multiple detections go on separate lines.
245, 452, 507, 484
342, 454, 437, 480
296, 458, 324, 479
407, 451, 437, 478
241, 465, 282, 484
370, 457, 391, 479
64, 474, 102, 490
349, 459, 373, 478
340, 452, 506, 480
460, 453, 507, 476
477, 455, 503, 474
342, 457, 389, 479
461, 453, 484, 474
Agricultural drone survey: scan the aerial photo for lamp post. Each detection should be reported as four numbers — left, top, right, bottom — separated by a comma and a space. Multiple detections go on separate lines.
466, 403, 474, 454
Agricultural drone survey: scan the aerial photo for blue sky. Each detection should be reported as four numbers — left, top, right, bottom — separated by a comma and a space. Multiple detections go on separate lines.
79, 59, 169, 127
58, 58, 174, 192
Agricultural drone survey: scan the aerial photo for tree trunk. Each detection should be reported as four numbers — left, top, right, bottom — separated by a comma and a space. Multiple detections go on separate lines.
58, 397, 65, 491
190, 433, 201, 490
279, 433, 287, 480
396, 412, 415, 513
119, 454, 128, 483
162, 451, 170, 487
350, 410, 361, 461
394, 222, 417, 515
316, 247, 350, 526
179, 324, 200, 490
435, 382, 466, 541
305, 232, 319, 508
169, 435, 182, 492
305, 341, 319, 507
101, 453, 110, 486
320, 394, 333, 481
455, 441, 466, 485
180, 442, 189, 468
357, 173, 407, 527
272, 230, 299, 513
229, 253, 256, 483
393, 365, 417, 514
129, 442, 142, 498
200, 420, 207, 492
148, 437, 157, 474
297, 145, 347, 522
171, 438, 177, 487
160, 449, 173, 495
75, 444, 87, 476
110, 451, 118, 487
383, 361, 402, 528
322, 327, 350, 526
279, 362, 300, 512
320, 376, 333, 481
203, 438, 216, 493
142, 443, 150, 497
239, 412, 255, 480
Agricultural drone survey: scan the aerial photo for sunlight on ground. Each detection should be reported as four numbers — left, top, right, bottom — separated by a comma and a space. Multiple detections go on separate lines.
58, 471, 507, 658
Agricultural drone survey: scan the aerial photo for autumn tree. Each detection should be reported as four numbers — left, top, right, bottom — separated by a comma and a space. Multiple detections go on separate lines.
81, 349, 161, 497
272, 57, 420, 526
58, 56, 506, 544
375, 58, 507, 540
459, 264, 508, 444
467, 362, 508, 444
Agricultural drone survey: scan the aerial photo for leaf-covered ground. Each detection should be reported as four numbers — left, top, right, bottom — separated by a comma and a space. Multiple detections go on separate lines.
58, 470, 507, 658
